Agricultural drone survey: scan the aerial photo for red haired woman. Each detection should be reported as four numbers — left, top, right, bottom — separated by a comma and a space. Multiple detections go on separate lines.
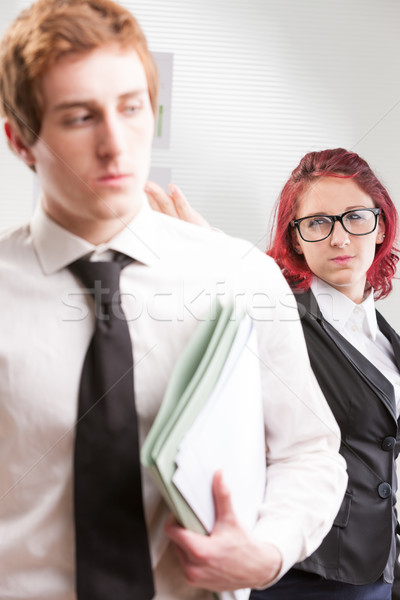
146, 148, 400, 599
251, 148, 400, 598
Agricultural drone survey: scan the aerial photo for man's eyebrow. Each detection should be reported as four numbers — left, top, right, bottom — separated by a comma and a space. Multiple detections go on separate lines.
52, 89, 148, 112
52, 101, 93, 112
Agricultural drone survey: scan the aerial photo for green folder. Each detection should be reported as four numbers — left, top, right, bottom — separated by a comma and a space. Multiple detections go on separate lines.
141, 299, 244, 534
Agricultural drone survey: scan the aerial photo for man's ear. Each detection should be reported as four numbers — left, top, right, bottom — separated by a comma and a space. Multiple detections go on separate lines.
4, 121, 36, 167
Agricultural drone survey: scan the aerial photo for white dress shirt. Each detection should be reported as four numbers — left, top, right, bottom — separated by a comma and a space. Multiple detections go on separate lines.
311, 277, 400, 416
0, 201, 347, 600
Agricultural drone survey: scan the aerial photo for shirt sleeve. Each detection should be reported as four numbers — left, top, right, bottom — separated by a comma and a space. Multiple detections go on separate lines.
239, 251, 347, 586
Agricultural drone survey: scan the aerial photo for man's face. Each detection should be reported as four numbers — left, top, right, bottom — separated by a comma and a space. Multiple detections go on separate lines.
26, 44, 155, 242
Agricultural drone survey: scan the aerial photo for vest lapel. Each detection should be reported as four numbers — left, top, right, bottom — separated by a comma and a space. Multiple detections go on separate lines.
296, 289, 398, 422
376, 310, 400, 372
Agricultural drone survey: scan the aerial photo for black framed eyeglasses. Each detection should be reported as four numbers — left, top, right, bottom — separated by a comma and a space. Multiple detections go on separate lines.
291, 208, 381, 243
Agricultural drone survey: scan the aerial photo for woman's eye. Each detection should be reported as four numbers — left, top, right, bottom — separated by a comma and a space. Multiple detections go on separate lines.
346, 211, 364, 221
308, 217, 330, 228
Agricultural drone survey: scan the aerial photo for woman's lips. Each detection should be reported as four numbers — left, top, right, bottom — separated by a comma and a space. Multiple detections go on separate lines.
331, 255, 354, 264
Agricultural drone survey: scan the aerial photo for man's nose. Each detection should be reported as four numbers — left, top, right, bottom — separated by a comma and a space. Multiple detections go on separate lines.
96, 114, 127, 159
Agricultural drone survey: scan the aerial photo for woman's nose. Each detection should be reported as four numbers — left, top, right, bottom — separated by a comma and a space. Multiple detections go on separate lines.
330, 220, 350, 248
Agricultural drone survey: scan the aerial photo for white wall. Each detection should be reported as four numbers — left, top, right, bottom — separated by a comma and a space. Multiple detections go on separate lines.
1, 0, 399, 327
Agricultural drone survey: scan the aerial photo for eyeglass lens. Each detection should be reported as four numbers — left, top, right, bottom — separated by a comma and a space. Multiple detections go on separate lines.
299, 209, 377, 242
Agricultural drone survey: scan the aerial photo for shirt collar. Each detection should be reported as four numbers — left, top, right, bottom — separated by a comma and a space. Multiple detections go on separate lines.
31, 197, 160, 275
310, 277, 378, 340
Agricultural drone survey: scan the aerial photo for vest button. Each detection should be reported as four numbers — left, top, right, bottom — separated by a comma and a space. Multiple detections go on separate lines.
381, 436, 396, 451
378, 482, 392, 499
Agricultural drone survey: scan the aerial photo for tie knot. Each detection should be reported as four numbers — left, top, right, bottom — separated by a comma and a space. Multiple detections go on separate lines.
69, 253, 133, 306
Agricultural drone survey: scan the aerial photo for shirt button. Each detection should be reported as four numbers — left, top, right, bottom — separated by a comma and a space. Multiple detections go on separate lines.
377, 482, 392, 499
381, 436, 396, 451
352, 325, 357, 332
354, 307, 360, 314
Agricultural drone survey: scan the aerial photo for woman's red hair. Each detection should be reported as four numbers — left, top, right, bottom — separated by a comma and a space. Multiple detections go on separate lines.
268, 148, 399, 299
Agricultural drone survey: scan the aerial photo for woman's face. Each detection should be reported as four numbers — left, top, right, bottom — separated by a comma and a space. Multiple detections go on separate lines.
293, 177, 385, 304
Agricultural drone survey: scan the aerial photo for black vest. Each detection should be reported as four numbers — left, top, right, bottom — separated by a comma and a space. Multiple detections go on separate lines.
294, 289, 400, 584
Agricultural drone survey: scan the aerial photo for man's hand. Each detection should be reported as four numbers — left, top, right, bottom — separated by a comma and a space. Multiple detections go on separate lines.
164, 471, 282, 592
145, 181, 210, 228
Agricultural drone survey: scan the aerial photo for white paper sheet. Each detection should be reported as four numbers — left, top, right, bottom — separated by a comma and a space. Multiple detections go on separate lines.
173, 317, 267, 600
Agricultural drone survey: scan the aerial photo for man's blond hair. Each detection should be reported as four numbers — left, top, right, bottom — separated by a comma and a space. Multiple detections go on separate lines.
0, 0, 159, 147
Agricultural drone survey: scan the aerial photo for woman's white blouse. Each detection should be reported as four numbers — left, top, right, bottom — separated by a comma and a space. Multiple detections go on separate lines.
311, 277, 400, 417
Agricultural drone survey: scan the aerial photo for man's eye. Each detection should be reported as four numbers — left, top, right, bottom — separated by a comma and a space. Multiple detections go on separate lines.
65, 113, 92, 126
124, 103, 142, 114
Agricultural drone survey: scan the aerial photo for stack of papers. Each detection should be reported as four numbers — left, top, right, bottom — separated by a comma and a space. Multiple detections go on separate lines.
141, 300, 267, 600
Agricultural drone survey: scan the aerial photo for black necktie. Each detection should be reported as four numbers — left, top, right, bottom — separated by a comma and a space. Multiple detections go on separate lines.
69, 253, 154, 600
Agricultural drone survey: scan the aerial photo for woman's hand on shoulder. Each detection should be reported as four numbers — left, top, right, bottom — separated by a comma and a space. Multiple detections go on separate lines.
145, 181, 210, 228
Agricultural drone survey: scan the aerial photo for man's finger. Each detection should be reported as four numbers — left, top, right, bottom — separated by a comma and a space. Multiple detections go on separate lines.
164, 516, 206, 557
212, 470, 237, 527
